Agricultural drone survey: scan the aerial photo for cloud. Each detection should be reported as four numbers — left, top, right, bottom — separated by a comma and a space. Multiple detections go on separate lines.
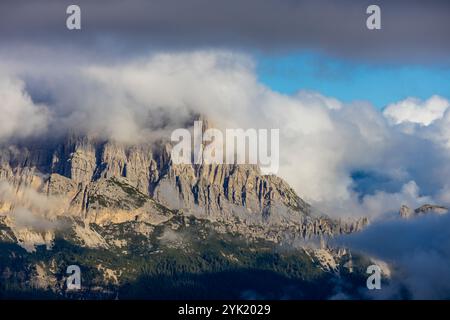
8, 207, 62, 233
1, 0, 450, 62
318, 181, 434, 221
0, 181, 66, 232
14, 51, 368, 208
2, 50, 450, 221
383, 95, 450, 126
0, 75, 50, 142
338, 213, 450, 299
12, 51, 385, 207
158, 228, 186, 248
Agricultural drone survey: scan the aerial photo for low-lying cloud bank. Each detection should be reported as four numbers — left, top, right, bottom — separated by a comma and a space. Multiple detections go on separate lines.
1, 51, 450, 220
0, 76, 49, 142
337, 213, 450, 299
0, 181, 66, 232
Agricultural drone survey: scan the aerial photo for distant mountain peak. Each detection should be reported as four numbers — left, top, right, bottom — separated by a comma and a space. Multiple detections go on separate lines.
399, 204, 448, 219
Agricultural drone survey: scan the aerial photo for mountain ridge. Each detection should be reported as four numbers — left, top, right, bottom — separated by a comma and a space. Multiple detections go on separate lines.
0, 134, 368, 246
0, 133, 375, 299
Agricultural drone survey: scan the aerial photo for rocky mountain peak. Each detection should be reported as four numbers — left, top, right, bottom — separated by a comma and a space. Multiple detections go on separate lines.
399, 204, 448, 219
0, 132, 370, 253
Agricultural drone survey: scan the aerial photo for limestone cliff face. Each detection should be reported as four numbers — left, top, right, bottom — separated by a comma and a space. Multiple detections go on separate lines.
0, 135, 368, 247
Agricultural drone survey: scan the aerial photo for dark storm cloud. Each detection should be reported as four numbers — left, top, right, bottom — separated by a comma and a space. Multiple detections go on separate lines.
0, 0, 449, 61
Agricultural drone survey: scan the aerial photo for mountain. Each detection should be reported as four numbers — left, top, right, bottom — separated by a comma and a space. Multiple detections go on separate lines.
0, 134, 371, 299
399, 204, 448, 219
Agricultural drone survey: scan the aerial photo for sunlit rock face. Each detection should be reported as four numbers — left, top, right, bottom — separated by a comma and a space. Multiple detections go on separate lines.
0, 133, 369, 253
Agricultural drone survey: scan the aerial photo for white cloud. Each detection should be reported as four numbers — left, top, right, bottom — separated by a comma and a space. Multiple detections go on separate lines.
321, 181, 432, 220
2, 51, 450, 219
383, 95, 450, 126
0, 181, 66, 231
52, 52, 389, 207
0, 75, 50, 142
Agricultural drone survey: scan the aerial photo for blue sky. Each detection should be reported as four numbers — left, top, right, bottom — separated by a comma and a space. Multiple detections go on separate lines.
256, 52, 450, 109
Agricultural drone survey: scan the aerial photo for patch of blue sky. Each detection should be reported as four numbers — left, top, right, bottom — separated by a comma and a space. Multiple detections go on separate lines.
256, 51, 450, 109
